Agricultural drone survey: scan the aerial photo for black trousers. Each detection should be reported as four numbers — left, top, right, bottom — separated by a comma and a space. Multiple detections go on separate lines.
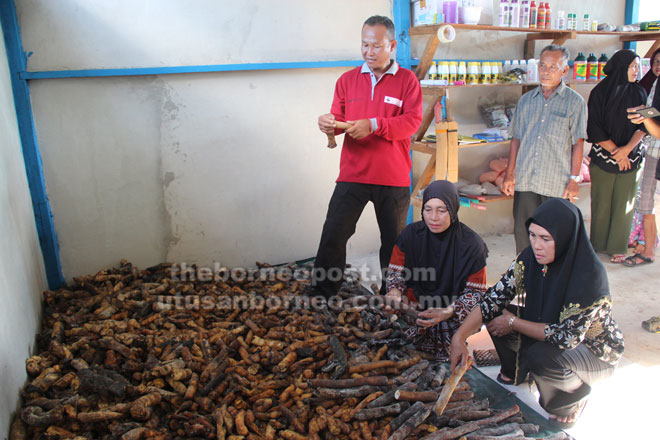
490, 328, 616, 417
311, 182, 410, 297
513, 191, 553, 254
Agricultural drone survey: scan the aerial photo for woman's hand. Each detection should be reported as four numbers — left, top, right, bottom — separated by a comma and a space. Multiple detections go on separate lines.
449, 333, 470, 372
383, 288, 403, 314
416, 306, 454, 328
611, 144, 632, 163
486, 308, 516, 338
627, 106, 646, 125
617, 157, 632, 171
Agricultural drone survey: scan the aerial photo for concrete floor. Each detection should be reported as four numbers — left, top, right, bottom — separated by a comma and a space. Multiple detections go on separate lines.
349, 215, 660, 439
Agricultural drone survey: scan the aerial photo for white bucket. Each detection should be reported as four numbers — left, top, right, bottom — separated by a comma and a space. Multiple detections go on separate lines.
460, 5, 482, 25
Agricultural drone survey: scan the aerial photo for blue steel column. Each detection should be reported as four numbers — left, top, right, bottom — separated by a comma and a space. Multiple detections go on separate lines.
0, 0, 65, 288
624, 0, 640, 51
393, 0, 416, 224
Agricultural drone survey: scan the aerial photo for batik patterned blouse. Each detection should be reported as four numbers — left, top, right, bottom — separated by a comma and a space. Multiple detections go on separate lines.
480, 260, 624, 365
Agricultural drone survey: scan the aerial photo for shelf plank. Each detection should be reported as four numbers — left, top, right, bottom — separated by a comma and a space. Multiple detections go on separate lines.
409, 24, 660, 40
412, 141, 436, 154
422, 83, 533, 91
409, 24, 576, 36
459, 140, 510, 148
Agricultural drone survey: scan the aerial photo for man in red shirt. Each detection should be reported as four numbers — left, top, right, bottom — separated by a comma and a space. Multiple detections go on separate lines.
310, 15, 423, 299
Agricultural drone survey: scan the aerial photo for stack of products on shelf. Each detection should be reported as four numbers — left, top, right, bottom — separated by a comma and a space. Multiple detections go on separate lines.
421, 59, 538, 85
496, 1, 598, 31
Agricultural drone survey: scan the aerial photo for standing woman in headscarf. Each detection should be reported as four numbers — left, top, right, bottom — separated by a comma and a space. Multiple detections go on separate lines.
586, 49, 648, 263
624, 47, 660, 267
450, 199, 624, 429
384, 180, 488, 361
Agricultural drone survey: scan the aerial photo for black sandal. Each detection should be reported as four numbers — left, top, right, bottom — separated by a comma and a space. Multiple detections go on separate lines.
622, 253, 654, 267
496, 372, 515, 385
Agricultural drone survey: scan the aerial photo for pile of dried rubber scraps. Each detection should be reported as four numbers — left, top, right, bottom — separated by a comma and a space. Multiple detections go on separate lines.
9, 260, 569, 440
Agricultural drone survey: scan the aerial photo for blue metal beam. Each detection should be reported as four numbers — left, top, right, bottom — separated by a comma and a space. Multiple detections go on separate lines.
624, 0, 640, 51
393, 0, 416, 224
21, 60, 364, 80
0, 0, 65, 288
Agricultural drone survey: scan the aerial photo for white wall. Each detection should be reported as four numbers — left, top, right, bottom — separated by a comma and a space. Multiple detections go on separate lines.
19, 0, 393, 278
17, 0, 628, 279
0, 19, 47, 439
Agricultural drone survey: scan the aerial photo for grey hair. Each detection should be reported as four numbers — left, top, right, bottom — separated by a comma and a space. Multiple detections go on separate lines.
540, 44, 570, 67
363, 15, 395, 41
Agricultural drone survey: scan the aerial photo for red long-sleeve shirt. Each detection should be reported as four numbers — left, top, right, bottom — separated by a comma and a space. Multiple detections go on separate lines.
331, 62, 423, 187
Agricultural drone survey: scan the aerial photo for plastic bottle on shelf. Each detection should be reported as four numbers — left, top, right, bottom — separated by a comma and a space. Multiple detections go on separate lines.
499, 0, 510, 27
529, 1, 537, 29
467, 62, 480, 84
527, 59, 538, 82
544, 3, 551, 29
583, 13, 591, 31
574, 52, 587, 81
457, 61, 467, 83
598, 53, 608, 80
570, 13, 577, 30
491, 61, 501, 83
510, 0, 520, 27
556, 10, 565, 29
537, 2, 546, 29
519, 60, 528, 82
479, 62, 490, 84
439, 61, 449, 84
520, 0, 530, 28
510, 59, 520, 82
428, 61, 438, 80
587, 53, 598, 81
449, 61, 458, 85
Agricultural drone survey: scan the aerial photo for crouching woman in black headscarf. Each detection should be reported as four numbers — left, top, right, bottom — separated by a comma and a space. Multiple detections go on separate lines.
384, 180, 489, 362
450, 199, 624, 429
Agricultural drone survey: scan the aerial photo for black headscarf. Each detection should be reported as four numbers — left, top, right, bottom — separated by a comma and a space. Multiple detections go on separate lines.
396, 180, 488, 302
639, 48, 660, 94
587, 49, 648, 146
517, 199, 609, 324
639, 48, 660, 113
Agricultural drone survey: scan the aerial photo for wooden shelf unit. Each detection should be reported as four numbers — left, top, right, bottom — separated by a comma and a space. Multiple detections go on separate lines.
408, 23, 660, 209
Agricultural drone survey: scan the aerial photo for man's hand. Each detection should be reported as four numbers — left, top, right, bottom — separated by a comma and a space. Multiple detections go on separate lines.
485, 308, 515, 338
449, 334, 470, 372
318, 113, 340, 135
563, 180, 579, 202
345, 119, 372, 140
500, 175, 515, 196
416, 306, 455, 328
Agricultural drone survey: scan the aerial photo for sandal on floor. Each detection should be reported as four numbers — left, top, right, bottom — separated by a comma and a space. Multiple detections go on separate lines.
622, 253, 654, 267
642, 316, 660, 333
548, 399, 588, 429
496, 372, 515, 385
610, 254, 626, 264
